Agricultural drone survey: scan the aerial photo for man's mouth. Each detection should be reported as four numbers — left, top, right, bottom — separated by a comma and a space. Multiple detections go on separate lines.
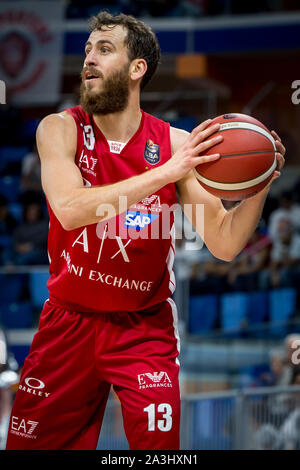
84, 71, 102, 82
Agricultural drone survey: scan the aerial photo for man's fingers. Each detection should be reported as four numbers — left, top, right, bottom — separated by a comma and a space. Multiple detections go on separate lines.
190, 122, 221, 146
193, 134, 223, 155
192, 153, 221, 166
189, 120, 212, 141
275, 139, 286, 157
269, 170, 281, 185
191, 119, 213, 135
271, 130, 281, 142
276, 152, 285, 170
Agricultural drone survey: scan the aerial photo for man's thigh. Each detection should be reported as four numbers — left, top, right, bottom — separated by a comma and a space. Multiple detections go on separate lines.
99, 298, 181, 450
6, 301, 110, 450
114, 362, 180, 450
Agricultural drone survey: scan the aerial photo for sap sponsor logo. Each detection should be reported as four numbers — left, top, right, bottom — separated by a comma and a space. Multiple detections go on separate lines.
10, 416, 39, 440
138, 371, 172, 390
19, 377, 51, 398
125, 211, 159, 231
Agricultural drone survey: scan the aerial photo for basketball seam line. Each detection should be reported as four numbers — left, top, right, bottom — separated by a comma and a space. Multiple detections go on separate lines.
219, 150, 275, 158
194, 156, 277, 188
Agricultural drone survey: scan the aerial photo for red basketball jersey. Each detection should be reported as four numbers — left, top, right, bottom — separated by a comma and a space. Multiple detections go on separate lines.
46, 106, 178, 312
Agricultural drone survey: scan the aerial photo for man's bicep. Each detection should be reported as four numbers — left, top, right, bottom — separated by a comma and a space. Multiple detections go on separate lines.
36, 113, 84, 218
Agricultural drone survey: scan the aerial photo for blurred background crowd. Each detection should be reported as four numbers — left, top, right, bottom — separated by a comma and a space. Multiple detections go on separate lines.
64, 0, 300, 18
0, 0, 300, 450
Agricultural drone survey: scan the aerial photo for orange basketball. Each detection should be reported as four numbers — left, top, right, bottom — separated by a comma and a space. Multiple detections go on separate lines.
194, 113, 277, 201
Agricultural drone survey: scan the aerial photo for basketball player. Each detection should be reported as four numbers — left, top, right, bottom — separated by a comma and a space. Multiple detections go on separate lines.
6, 12, 285, 450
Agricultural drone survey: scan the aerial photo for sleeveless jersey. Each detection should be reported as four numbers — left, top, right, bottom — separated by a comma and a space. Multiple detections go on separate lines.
46, 106, 177, 313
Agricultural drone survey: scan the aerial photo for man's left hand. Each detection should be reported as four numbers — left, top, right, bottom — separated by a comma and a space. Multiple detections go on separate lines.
270, 130, 286, 182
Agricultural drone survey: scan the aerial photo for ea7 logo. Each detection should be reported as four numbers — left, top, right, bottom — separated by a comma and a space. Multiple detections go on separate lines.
138, 371, 172, 389
79, 150, 98, 171
10, 416, 39, 439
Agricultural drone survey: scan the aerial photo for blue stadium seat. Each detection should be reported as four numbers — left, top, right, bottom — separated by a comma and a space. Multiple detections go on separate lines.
220, 292, 248, 337
0, 234, 12, 249
0, 274, 26, 302
247, 291, 269, 337
188, 294, 218, 334
8, 202, 23, 223
29, 272, 50, 308
237, 365, 257, 388
269, 288, 297, 338
0, 146, 28, 163
19, 120, 39, 140
0, 301, 33, 329
0, 176, 21, 202
9, 345, 31, 367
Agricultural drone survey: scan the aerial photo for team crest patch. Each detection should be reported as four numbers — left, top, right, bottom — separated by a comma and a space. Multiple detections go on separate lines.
144, 139, 160, 165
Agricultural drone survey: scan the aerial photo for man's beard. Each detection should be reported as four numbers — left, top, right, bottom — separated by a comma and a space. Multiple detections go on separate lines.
80, 63, 130, 115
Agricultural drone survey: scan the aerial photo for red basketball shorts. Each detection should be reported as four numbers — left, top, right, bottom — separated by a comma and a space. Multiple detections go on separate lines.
6, 297, 181, 450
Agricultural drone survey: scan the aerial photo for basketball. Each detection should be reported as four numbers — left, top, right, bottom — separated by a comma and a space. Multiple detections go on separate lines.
194, 113, 277, 201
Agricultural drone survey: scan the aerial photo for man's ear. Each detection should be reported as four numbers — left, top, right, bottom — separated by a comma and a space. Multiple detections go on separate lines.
130, 58, 147, 83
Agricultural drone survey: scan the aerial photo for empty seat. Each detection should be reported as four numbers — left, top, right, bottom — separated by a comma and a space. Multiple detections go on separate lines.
8, 202, 23, 223
247, 291, 269, 337
220, 292, 248, 337
9, 345, 31, 367
0, 146, 28, 163
0, 176, 21, 202
188, 294, 218, 334
269, 288, 297, 338
29, 272, 49, 308
0, 301, 33, 329
0, 234, 12, 249
0, 274, 26, 302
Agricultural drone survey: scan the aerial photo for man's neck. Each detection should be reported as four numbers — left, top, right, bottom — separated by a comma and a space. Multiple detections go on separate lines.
92, 103, 142, 143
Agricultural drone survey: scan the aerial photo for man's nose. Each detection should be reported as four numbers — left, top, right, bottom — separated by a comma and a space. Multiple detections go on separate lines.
84, 48, 98, 67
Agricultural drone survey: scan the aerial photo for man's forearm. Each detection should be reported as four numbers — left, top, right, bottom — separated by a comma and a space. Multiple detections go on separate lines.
220, 187, 269, 259
60, 165, 169, 230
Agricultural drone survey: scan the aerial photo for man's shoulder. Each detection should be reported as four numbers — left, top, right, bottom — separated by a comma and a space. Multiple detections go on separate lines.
36, 110, 78, 158
169, 126, 189, 155
37, 111, 77, 139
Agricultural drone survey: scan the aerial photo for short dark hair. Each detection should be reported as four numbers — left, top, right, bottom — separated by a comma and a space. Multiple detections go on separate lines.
88, 11, 161, 90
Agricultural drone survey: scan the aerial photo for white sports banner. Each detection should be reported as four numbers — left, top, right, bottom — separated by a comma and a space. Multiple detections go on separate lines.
0, 1, 64, 105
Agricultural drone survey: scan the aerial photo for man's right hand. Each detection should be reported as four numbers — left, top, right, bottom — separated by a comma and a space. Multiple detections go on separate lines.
165, 120, 223, 183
